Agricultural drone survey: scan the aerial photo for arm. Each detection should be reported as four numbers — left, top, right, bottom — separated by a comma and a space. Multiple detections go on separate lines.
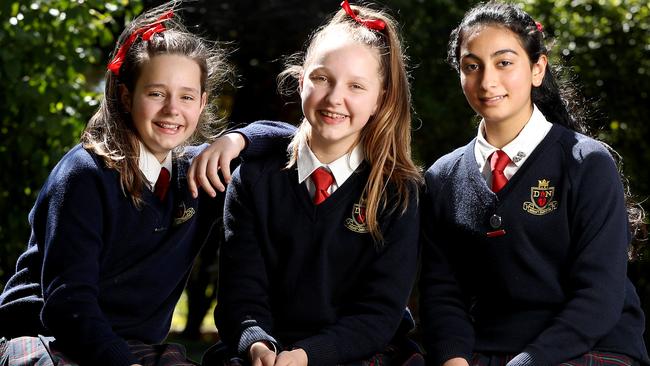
506, 146, 630, 366
214, 164, 279, 359
188, 121, 296, 197
418, 169, 474, 365
37, 157, 137, 366
291, 190, 420, 366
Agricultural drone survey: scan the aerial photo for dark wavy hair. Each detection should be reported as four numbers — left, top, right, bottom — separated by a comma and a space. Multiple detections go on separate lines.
447, 1, 645, 258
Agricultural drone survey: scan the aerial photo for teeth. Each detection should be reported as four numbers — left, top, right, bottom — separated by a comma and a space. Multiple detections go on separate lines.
157, 122, 179, 130
321, 111, 347, 119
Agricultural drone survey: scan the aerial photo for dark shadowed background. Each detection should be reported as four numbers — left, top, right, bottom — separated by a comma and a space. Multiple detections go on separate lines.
1, 0, 648, 357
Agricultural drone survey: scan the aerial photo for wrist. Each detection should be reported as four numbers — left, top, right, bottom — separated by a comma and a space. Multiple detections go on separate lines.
227, 132, 248, 151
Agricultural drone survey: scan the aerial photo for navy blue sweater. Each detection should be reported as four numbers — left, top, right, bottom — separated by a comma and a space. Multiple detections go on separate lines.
216, 148, 420, 366
0, 121, 295, 366
419, 124, 649, 366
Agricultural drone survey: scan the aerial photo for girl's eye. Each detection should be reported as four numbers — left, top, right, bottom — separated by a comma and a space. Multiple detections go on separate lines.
462, 63, 479, 72
351, 83, 365, 90
311, 75, 328, 83
497, 60, 513, 67
148, 91, 164, 97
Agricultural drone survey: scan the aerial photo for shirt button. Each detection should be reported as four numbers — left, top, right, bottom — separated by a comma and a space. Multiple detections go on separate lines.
490, 214, 502, 229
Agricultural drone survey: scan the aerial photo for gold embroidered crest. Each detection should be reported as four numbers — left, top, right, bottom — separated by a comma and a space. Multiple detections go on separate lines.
174, 201, 195, 226
523, 179, 558, 215
344, 201, 369, 233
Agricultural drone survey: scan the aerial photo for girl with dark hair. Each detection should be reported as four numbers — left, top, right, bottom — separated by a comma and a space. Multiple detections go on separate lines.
419, 1, 649, 366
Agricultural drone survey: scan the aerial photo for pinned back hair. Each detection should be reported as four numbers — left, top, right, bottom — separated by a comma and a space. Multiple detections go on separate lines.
447, 1, 589, 134
447, 1, 645, 258
82, 2, 232, 206
278, 2, 422, 244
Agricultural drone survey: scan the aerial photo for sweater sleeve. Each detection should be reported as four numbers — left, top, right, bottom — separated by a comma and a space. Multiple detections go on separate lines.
291, 190, 420, 366
419, 167, 475, 365
215, 165, 278, 355
508, 144, 631, 366
234, 120, 296, 158
37, 157, 136, 366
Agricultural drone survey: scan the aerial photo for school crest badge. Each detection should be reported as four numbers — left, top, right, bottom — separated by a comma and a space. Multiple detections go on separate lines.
523, 179, 558, 215
345, 201, 369, 233
174, 201, 195, 226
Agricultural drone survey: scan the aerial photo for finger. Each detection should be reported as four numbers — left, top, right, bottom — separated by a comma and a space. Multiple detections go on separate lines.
187, 156, 199, 198
195, 156, 217, 198
219, 154, 233, 185
206, 155, 226, 193
261, 353, 277, 366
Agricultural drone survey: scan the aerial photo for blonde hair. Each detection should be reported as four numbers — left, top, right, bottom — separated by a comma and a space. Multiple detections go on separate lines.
279, 3, 423, 244
81, 2, 232, 206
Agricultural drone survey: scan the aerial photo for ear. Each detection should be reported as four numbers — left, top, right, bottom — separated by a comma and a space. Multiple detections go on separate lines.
119, 84, 132, 112
532, 54, 548, 87
298, 71, 305, 93
199, 92, 208, 114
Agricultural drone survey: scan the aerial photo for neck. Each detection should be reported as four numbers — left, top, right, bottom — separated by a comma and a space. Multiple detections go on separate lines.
484, 105, 534, 149
308, 135, 355, 164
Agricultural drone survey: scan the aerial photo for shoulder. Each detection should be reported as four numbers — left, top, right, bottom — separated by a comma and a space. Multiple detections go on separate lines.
555, 128, 617, 172
232, 150, 288, 189
42, 145, 117, 197
555, 127, 613, 162
424, 140, 472, 186
48, 145, 106, 183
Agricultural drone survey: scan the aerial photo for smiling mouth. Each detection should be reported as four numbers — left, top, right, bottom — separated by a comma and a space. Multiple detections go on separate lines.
154, 122, 181, 131
480, 95, 506, 102
320, 110, 348, 119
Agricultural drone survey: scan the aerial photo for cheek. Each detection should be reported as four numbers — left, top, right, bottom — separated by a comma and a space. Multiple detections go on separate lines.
300, 85, 317, 111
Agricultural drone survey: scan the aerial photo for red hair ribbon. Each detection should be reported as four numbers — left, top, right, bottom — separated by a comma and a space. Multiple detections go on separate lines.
535, 21, 544, 32
340, 0, 386, 31
107, 10, 174, 76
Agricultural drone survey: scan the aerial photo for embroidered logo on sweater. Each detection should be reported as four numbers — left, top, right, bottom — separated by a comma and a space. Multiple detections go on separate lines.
345, 201, 369, 233
173, 201, 195, 226
523, 179, 558, 215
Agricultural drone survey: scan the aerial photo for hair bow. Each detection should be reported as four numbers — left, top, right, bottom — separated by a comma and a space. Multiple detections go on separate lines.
340, 0, 385, 31
107, 10, 174, 76
535, 21, 544, 32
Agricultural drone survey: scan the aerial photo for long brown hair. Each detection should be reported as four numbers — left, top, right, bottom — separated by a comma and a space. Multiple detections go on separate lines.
81, 2, 232, 206
279, 3, 423, 244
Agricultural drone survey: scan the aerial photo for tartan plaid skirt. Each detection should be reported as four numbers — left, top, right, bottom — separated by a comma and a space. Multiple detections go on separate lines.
470, 351, 639, 366
0, 336, 198, 366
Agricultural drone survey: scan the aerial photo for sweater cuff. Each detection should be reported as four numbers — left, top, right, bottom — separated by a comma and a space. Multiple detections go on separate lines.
427, 341, 472, 366
237, 322, 278, 354
292, 337, 338, 366
505, 352, 537, 366
96, 340, 138, 366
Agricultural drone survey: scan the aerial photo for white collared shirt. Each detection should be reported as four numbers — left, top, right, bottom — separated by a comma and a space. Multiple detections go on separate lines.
297, 142, 365, 199
138, 142, 173, 191
474, 105, 553, 185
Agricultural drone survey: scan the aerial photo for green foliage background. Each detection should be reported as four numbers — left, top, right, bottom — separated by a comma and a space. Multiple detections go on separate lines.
1, 0, 649, 345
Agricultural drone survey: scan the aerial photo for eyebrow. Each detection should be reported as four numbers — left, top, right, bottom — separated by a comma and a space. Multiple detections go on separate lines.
309, 66, 373, 83
144, 83, 200, 94
461, 48, 520, 61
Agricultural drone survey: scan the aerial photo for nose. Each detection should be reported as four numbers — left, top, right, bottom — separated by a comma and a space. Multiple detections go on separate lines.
325, 83, 344, 105
479, 66, 497, 90
163, 97, 180, 115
